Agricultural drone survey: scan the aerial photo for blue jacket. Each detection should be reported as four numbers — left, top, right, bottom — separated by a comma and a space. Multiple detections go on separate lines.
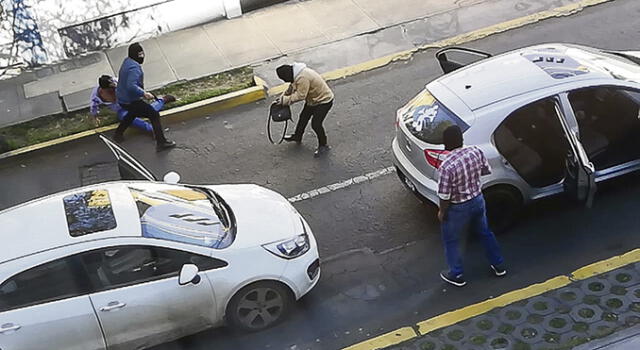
116, 57, 145, 105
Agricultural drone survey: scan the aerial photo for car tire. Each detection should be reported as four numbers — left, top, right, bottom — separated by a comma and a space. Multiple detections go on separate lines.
226, 281, 293, 332
483, 186, 522, 234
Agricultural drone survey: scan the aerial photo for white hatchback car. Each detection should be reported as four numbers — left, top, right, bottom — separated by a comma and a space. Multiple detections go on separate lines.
0, 136, 320, 350
393, 43, 640, 230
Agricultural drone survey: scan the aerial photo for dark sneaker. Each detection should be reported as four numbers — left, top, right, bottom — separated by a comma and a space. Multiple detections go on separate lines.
440, 270, 467, 287
162, 94, 176, 103
314, 145, 331, 158
491, 264, 507, 277
113, 134, 124, 143
156, 140, 176, 152
283, 135, 301, 143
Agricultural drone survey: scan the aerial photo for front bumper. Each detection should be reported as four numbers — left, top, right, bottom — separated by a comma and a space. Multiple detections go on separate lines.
391, 137, 440, 205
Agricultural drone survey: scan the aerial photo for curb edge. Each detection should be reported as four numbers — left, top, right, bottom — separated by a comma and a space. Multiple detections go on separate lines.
0, 85, 266, 160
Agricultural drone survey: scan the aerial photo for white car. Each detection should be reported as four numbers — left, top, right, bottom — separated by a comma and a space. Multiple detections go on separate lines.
0, 135, 320, 350
393, 43, 640, 230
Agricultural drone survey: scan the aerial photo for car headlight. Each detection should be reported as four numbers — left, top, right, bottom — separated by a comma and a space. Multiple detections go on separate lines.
262, 233, 310, 259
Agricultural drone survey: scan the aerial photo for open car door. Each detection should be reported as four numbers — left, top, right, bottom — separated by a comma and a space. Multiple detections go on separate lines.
435, 47, 492, 74
98, 134, 158, 181
554, 101, 597, 207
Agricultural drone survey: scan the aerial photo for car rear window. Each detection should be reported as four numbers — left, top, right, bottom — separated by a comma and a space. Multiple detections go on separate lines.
63, 190, 117, 237
400, 89, 469, 144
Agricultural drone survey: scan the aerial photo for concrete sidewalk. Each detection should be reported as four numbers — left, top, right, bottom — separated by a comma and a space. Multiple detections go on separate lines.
0, 0, 602, 129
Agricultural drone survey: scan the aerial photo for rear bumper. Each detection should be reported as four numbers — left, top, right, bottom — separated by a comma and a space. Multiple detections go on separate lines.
391, 137, 440, 205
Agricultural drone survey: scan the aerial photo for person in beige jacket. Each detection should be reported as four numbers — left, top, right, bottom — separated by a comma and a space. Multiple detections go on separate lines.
275, 63, 334, 157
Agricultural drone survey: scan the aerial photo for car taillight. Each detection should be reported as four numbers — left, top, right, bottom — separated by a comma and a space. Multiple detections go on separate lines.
424, 149, 449, 168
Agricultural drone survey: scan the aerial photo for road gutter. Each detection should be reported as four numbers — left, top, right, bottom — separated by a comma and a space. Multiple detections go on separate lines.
342, 248, 640, 350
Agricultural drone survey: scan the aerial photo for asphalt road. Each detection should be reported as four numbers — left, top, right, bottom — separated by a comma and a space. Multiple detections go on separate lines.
2, 0, 640, 349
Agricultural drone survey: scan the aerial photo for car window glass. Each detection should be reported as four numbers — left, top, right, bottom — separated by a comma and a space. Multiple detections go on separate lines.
568, 87, 640, 170
63, 189, 117, 237
400, 89, 470, 144
81, 245, 227, 291
0, 257, 88, 312
129, 186, 231, 249
494, 98, 569, 187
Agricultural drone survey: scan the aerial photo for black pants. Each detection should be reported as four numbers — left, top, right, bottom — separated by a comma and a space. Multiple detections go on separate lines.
292, 100, 333, 146
116, 100, 166, 144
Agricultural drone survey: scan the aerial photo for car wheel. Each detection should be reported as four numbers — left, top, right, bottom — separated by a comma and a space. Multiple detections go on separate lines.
226, 281, 293, 332
483, 186, 522, 234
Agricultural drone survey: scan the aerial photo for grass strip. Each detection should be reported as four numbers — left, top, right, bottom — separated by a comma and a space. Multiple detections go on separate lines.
0, 67, 254, 152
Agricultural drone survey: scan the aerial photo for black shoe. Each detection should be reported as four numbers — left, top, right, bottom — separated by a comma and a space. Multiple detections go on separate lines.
283, 135, 301, 143
113, 134, 124, 143
440, 270, 467, 287
491, 264, 507, 277
156, 140, 176, 151
314, 145, 330, 158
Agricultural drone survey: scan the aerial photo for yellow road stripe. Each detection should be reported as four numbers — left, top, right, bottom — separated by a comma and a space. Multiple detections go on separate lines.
0, 85, 265, 160
269, 0, 613, 96
342, 327, 418, 350
344, 247, 640, 350
571, 248, 640, 280
416, 276, 570, 335
1, 0, 612, 159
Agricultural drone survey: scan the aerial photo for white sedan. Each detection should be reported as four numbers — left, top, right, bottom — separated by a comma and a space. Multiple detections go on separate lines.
0, 135, 320, 350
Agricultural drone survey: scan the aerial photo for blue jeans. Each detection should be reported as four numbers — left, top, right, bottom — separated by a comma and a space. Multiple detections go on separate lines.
116, 99, 165, 132
441, 194, 504, 276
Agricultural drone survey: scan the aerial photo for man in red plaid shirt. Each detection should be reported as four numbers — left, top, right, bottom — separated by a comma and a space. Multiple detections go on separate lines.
437, 125, 506, 287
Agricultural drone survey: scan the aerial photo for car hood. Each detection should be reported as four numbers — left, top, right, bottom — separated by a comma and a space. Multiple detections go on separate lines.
208, 184, 302, 249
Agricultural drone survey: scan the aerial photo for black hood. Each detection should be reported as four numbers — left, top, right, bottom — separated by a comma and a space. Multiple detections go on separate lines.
276, 65, 294, 83
128, 43, 144, 64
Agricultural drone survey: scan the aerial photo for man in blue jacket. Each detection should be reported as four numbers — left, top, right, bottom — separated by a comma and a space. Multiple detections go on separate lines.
115, 43, 176, 151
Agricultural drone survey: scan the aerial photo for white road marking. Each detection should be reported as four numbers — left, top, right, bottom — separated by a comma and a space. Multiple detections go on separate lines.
287, 166, 396, 203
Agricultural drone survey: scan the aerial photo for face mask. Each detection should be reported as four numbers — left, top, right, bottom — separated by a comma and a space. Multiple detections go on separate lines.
128, 43, 145, 64
136, 51, 145, 64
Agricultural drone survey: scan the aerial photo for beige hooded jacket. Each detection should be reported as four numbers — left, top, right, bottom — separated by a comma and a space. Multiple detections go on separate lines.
280, 63, 334, 106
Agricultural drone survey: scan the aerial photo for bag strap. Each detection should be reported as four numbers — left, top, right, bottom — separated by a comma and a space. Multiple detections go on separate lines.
267, 109, 288, 144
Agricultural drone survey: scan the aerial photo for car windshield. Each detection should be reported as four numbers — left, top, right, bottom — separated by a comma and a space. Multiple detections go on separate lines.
128, 184, 236, 249
400, 89, 470, 144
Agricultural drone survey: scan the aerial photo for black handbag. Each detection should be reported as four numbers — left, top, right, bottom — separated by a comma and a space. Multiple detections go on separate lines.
267, 103, 293, 144
269, 103, 292, 122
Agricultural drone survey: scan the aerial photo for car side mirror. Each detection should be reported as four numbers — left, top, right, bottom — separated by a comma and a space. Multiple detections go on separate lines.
179, 264, 200, 285
163, 171, 181, 184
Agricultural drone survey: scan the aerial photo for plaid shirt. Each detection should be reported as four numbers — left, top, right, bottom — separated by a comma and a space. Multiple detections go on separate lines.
437, 146, 491, 204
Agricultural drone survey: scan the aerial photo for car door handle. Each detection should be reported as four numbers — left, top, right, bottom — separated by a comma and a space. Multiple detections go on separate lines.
100, 301, 127, 312
0, 323, 21, 333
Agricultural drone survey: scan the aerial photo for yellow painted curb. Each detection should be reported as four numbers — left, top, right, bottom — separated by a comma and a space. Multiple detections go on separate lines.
2, 0, 612, 159
268, 0, 613, 97
0, 85, 265, 160
342, 327, 418, 350
343, 245, 640, 350
159, 85, 265, 123
571, 248, 640, 280
416, 276, 570, 335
